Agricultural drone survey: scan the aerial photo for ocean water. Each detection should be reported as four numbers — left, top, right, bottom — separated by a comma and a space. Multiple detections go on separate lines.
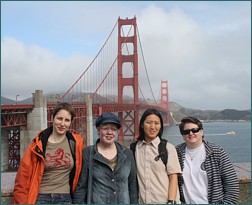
163, 121, 251, 163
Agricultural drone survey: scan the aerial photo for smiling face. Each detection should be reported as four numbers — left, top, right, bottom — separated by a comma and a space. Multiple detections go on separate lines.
142, 114, 161, 143
52, 109, 72, 136
182, 122, 203, 148
97, 123, 119, 146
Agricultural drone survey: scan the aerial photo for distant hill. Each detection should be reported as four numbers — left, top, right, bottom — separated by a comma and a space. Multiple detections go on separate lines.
1, 93, 135, 105
1, 96, 250, 122
169, 101, 251, 122
1, 96, 16, 105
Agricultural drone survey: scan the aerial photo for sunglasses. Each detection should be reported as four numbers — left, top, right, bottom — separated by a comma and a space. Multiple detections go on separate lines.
182, 127, 201, 135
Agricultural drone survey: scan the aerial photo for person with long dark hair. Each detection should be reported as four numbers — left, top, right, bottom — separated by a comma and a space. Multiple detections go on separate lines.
132, 108, 181, 204
11, 102, 84, 204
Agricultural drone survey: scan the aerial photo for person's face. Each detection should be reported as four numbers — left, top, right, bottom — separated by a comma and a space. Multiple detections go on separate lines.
98, 123, 119, 145
52, 109, 72, 136
182, 122, 203, 148
142, 114, 161, 143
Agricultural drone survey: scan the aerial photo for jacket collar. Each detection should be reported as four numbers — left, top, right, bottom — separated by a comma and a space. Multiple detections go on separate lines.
94, 138, 126, 153
93, 139, 127, 169
203, 140, 214, 156
35, 127, 75, 155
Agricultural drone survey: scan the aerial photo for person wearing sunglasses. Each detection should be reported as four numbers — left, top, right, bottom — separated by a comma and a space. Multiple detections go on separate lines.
176, 116, 239, 204
73, 112, 138, 204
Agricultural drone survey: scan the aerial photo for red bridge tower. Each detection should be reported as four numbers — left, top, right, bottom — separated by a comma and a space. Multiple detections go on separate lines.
160, 80, 170, 125
117, 17, 139, 141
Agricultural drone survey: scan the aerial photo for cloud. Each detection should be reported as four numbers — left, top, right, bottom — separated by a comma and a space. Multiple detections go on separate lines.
1, 37, 92, 100
136, 4, 251, 110
1, 2, 250, 110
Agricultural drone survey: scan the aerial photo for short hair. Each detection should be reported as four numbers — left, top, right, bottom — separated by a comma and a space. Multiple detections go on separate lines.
137, 108, 164, 141
52, 102, 75, 121
179, 116, 203, 135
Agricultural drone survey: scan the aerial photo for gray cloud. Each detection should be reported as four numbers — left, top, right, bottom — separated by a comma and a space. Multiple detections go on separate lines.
1, 2, 250, 110
137, 5, 251, 110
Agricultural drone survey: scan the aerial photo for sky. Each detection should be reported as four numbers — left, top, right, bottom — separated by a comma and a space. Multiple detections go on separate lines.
1, 1, 251, 110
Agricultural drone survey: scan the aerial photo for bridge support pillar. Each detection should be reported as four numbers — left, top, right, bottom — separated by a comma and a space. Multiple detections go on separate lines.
24, 90, 47, 154
20, 126, 29, 159
1, 129, 9, 171
85, 95, 93, 146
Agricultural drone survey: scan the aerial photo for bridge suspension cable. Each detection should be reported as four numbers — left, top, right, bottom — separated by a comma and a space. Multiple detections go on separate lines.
60, 19, 118, 102
59, 16, 163, 109
136, 25, 158, 106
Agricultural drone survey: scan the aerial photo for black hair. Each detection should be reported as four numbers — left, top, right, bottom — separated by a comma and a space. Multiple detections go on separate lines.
52, 102, 75, 121
137, 108, 164, 141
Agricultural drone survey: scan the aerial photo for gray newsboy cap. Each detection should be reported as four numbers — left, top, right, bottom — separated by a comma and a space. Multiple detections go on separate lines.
95, 112, 121, 128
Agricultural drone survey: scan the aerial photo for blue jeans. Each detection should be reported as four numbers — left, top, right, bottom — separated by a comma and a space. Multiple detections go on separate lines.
36, 193, 72, 204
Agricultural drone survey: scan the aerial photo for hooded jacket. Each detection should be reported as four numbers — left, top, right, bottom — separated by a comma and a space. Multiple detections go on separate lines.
176, 140, 239, 204
11, 127, 84, 204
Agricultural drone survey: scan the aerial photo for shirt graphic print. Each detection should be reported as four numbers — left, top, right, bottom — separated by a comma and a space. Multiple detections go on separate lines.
45, 147, 72, 169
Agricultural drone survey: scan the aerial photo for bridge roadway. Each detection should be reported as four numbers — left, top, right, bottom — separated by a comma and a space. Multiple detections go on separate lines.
1, 103, 168, 128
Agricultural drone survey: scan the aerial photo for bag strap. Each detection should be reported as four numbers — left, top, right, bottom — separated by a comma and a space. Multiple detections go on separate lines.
158, 139, 168, 166
131, 139, 168, 166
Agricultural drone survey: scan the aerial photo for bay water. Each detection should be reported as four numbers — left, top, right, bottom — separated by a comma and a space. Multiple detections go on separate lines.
163, 121, 251, 163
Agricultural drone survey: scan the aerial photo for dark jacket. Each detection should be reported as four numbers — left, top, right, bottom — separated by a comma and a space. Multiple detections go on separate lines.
11, 127, 84, 204
176, 140, 239, 204
73, 139, 138, 204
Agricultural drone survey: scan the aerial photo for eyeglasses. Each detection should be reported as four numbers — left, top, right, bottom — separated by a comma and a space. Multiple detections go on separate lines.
100, 127, 118, 132
182, 127, 201, 135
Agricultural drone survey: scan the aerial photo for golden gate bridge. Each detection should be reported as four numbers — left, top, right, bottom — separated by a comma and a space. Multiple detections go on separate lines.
1, 17, 171, 169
